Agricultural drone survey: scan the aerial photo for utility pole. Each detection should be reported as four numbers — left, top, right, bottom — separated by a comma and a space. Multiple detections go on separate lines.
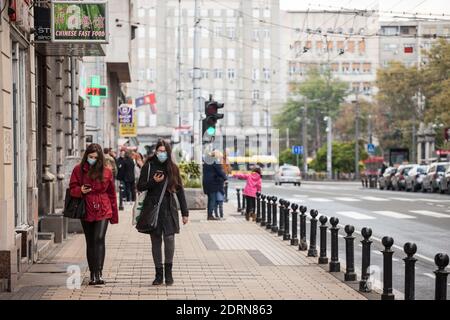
193, 0, 201, 164
286, 127, 290, 149
175, 0, 182, 148
302, 98, 308, 177
354, 93, 360, 180
325, 116, 332, 180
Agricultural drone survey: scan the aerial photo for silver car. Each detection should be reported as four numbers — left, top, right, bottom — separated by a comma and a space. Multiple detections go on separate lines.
422, 162, 450, 193
274, 165, 302, 186
405, 165, 429, 192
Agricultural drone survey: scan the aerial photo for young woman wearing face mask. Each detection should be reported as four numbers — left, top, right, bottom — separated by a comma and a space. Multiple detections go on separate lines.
69, 143, 118, 285
137, 139, 189, 286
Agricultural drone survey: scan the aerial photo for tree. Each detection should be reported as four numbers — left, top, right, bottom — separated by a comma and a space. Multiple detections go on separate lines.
278, 148, 302, 167
310, 141, 368, 173
275, 67, 349, 157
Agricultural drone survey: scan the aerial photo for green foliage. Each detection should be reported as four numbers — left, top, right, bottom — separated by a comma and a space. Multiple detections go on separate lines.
310, 141, 368, 173
279, 148, 302, 166
179, 161, 201, 189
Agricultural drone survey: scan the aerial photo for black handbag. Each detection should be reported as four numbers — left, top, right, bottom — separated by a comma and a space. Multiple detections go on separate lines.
136, 178, 168, 234
63, 168, 86, 219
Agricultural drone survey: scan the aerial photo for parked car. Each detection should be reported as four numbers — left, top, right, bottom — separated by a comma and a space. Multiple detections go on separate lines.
391, 165, 414, 191
274, 164, 301, 186
378, 167, 397, 190
422, 162, 450, 193
405, 165, 429, 192
438, 165, 450, 194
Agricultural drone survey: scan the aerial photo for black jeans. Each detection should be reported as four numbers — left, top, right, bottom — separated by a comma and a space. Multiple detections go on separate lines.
245, 196, 256, 215
81, 220, 109, 273
123, 180, 136, 202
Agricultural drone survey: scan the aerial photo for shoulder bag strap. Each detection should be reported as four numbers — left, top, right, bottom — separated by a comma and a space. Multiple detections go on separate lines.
156, 178, 168, 209
147, 163, 151, 182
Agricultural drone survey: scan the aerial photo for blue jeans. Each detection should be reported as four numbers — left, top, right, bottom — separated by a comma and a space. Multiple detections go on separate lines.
207, 192, 217, 217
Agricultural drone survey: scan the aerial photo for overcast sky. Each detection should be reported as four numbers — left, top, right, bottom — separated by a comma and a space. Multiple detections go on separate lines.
280, 0, 450, 18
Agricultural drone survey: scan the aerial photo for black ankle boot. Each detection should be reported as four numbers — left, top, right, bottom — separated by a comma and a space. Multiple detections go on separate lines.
164, 263, 174, 286
89, 272, 96, 285
152, 267, 164, 285
95, 270, 105, 285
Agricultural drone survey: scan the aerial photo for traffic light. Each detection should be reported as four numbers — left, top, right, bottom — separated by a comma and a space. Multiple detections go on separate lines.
202, 98, 224, 143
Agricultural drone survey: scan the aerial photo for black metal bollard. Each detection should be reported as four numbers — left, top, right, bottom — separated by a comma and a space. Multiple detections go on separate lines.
299, 206, 308, 251
119, 182, 124, 211
271, 196, 278, 233
241, 194, 246, 215
283, 200, 291, 241
329, 217, 340, 272
307, 210, 318, 257
381, 236, 395, 300
266, 196, 272, 229
236, 188, 242, 212
344, 225, 357, 281
318, 216, 328, 264
434, 253, 449, 300
403, 242, 417, 300
278, 199, 285, 236
256, 192, 261, 223
359, 227, 373, 292
260, 194, 267, 227
290, 203, 299, 246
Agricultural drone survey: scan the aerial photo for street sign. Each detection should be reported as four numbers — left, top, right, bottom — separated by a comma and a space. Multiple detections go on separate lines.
292, 146, 303, 155
367, 143, 375, 154
86, 75, 108, 107
118, 104, 137, 137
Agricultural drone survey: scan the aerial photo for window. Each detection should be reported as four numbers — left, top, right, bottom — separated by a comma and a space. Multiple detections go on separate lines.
137, 27, 145, 38
383, 43, 398, 51
358, 40, 366, 54
214, 48, 223, 58
263, 68, 270, 80
252, 68, 259, 81
227, 48, 235, 59
228, 90, 235, 101
201, 27, 209, 38
149, 48, 156, 58
263, 29, 270, 39
214, 69, 223, 79
316, 41, 323, 52
264, 49, 270, 59
188, 48, 194, 58
149, 114, 157, 126
253, 111, 260, 126
138, 48, 145, 58
147, 68, 155, 81
305, 41, 312, 49
188, 9, 195, 17
201, 69, 209, 79
149, 8, 156, 17
138, 69, 145, 80
148, 27, 156, 38
138, 8, 145, 17
226, 9, 235, 17
188, 69, 194, 78
337, 41, 344, 50
342, 62, 350, 73
201, 9, 208, 17
253, 29, 260, 41
362, 63, 371, 73
330, 63, 339, 73
264, 91, 271, 101
252, 90, 260, 100
214, 26, 222, 37
264, 8, 270, 18
352, 63, 361, 74
227, 27, 236, 39
382, 26, 398, 36
213, 9, 222, 17
327, 41, 333, 52
228, 112, 236, 126
362, 82, 371, 94
347, 41, 355, 53
214, 90, 223, 101
201, 48, 209, 58
253, 49, 260, 59
352, 82, 360, 93
228, 68, 235, 80
253, 8, 260, 18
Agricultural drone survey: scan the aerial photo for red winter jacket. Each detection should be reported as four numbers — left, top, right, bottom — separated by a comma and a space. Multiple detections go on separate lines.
69, 163, 119, 224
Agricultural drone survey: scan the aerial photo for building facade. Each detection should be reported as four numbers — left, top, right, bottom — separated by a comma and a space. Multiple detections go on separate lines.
128, 0, 282, 159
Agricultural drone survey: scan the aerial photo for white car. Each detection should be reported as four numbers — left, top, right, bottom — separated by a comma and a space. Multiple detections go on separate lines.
274, 165, 301, 186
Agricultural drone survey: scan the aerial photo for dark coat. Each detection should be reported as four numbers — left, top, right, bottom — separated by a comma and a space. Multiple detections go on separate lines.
137, 158, 189, 235
115, 157, 125, 181
121, 157, 136, 182
202, 162, 227, 194
69, 163, 118, 224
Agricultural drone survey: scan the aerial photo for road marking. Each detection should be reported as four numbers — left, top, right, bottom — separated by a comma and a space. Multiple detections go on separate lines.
335, 197, 361, 202
420, 199, 450, 203
293, 194, 308, 198
388, 197, 416, 202
409, 210, 450, 218
336, 211, 376, 220
372, 250, 382, 255
360, 196, 389, 201
372, 211, 416, 219
308, 198, 334, 202
392, 258, 400, 262
423, 273, 435, 279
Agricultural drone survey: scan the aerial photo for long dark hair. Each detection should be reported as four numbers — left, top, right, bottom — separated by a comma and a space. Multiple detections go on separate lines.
81, 143, 105, 181
149, 139, 182, 192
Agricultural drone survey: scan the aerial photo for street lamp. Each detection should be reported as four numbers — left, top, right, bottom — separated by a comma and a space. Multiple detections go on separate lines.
324, 116, 332, 180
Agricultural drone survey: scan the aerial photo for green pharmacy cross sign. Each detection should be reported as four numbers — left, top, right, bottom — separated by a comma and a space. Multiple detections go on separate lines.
85, 75, 108, 107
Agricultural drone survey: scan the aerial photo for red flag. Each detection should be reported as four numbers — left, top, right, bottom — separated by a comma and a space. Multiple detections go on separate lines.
149, 92, 156, 105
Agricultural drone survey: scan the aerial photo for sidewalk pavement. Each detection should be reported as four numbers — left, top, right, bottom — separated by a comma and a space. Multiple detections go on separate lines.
0, 202, 366, 300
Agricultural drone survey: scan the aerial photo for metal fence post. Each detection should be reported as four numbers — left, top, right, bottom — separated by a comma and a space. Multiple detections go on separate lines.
403, 242, 417, 300
299, 206, 308, 251
344, 225, 357, 281
434, 253, 449, 300
381, 236, 395, 300
329, 217, 340, 272
318, 216, 328, 264
290, 203, 299, 246
307, 210, 318, 257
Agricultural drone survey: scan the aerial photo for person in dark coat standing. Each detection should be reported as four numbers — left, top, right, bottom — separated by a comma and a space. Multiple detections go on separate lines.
121, 151, 136, 203
69, 143, 118, 286
137, 139, 189, 286
202, 150, 227, 220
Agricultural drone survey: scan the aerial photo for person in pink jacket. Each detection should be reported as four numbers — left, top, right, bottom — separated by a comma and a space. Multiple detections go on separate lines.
232, 167, 262, 221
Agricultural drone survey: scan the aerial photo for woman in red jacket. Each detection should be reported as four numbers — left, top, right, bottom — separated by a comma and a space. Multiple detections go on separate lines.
69, 143, 118, 285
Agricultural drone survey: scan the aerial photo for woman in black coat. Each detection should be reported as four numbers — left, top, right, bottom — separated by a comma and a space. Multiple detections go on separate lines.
202, 151, 227, 220
137, 139, 189, 286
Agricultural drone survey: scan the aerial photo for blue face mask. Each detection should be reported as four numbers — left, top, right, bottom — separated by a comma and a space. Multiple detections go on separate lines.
87, 158, 97, 166
157, 152, 168, 163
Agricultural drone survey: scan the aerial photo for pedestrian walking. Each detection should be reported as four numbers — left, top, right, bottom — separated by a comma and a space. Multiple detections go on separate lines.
69, 143, 118, 286
136, 139, 189, 286
202, 150, 227, 221
103, 148, 117, 178
121, 151, 136, 204
222, 152, 232, 203
232, 167, 262, 221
